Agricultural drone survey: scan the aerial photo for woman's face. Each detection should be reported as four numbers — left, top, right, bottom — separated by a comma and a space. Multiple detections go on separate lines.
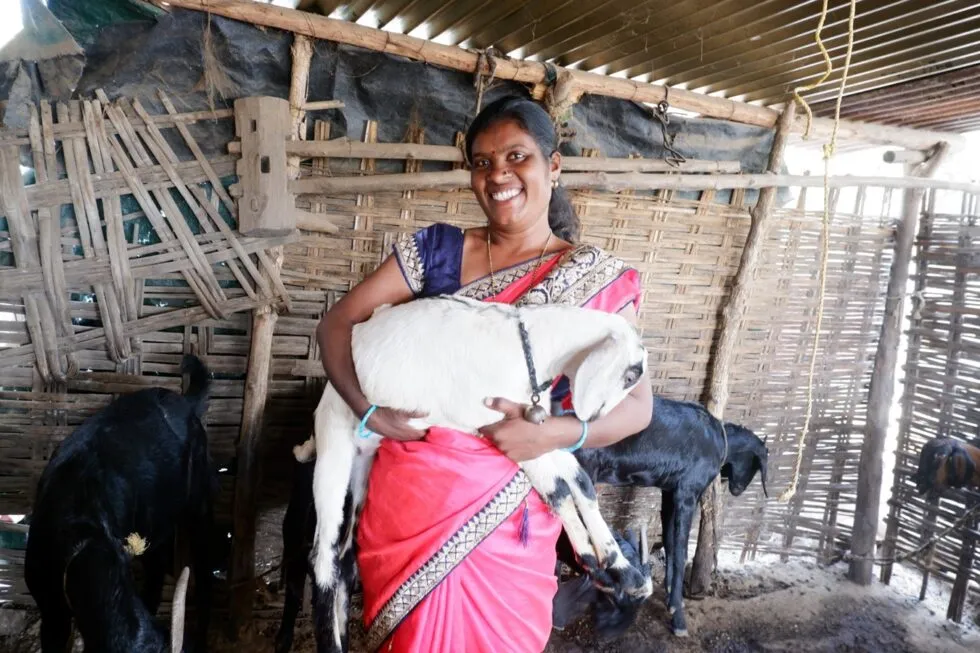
469, 118, 560, 233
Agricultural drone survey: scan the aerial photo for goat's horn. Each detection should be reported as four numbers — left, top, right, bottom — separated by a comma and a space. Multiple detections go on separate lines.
170, 566, 190, 653
640, 523, 649, 566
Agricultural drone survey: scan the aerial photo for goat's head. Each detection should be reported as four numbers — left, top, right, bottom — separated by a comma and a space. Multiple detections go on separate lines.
588, 527, 652, 639
721, 425, 769, 498
569, 317, 647, 423
914, 437, 978, 496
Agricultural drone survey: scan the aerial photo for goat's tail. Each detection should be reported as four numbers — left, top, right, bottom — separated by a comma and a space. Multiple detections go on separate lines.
181, 354, 211, 418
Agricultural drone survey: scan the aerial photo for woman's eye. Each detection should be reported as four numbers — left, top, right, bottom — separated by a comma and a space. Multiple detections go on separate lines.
474, 159, 489, 169
510, 152, 526, 161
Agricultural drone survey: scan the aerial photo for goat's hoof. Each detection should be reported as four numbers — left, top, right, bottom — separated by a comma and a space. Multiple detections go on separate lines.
673, 628, 689, 638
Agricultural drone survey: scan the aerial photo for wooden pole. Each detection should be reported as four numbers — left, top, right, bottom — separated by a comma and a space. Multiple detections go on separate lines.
228, 139, 742, 173
289, 170, 980, 195
227, 33, 313, 636
160, 0, 965, 153
848, 142, 950, 585
688, 103, 797, 597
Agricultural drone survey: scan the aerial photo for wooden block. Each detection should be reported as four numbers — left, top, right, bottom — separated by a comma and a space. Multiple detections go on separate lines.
233, 97, 293, 237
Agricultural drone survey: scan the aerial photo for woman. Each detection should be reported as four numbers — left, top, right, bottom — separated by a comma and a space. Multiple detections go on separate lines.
316, 95, 653, 652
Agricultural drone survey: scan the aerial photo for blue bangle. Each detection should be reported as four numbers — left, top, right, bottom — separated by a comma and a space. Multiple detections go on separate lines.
562, 420, 588, 452
358, 405, 378, 439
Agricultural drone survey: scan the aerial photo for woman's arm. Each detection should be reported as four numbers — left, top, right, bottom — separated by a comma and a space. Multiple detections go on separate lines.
480, 303, 653, 462
316, 256, 428, 441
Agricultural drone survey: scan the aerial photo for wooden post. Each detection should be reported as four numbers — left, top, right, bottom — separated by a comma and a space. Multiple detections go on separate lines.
227, 34, 314, 636
688, 102, 796, 596
848, 142, 949, 585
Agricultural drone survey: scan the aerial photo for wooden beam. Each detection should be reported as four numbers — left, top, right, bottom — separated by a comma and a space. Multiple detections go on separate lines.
229, 138, 742, 173
289, 170, 980, 194
688, 103, 797, 601
160, 0, 965, 153
848, 141, 950, 586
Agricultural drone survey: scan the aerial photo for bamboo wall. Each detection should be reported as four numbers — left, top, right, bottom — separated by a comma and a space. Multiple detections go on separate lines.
883, 190, 980, 620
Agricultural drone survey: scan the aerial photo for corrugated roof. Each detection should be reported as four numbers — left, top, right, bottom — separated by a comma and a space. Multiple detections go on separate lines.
293, 0, 980, 133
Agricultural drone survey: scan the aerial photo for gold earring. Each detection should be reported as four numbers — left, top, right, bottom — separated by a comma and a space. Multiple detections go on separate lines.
552, 178, 559, 189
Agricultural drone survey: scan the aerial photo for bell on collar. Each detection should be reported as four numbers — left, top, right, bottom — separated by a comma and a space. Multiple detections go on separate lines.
523, 403, 549, 425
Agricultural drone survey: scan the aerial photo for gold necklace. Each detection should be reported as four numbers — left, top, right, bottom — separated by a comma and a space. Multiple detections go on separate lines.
487, 229, 553, 296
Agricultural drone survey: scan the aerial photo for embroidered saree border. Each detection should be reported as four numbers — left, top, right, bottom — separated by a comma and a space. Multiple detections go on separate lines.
363, 472, 533, 651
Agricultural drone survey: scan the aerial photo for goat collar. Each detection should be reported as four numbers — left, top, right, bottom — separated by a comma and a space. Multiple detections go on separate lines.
517, 315, 553, 423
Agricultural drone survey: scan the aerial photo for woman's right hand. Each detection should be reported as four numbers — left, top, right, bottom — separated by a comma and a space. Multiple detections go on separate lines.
366, 406, 429, 441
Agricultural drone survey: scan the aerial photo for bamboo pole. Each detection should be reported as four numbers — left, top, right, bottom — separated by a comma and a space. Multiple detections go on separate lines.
230, 138, 742, 173
688, 103, 797, 599
159, 0, 964, 153
848, 142, 950, 586
228, 33, 313, 636
290, 170, 980, 194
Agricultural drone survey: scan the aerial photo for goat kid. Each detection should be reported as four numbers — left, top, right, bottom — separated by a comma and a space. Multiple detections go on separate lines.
293, 295, 652, 652
573, 396, 769, 637
913, 436, 980, 497
24, 355, 215, 653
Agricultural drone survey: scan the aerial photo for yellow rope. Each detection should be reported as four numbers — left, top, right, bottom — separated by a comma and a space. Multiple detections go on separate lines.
791, 0, 834, 139
779, 0, 857, 504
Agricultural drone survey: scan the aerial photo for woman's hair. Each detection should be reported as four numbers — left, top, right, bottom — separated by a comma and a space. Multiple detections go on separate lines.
465, 95, 580, 243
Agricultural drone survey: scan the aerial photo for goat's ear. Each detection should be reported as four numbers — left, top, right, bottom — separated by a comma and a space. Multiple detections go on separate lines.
570, 334, 630, 422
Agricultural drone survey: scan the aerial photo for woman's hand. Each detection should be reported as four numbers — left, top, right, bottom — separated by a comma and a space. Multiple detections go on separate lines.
478, 398, 578, 462
366, 406, 429, 442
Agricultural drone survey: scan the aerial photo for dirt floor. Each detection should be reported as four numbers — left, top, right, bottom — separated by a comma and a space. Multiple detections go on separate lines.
3, 504, 979, 652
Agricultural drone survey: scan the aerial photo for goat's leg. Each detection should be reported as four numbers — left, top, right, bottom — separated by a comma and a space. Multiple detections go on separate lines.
520, 460, 597, 569
660, 490, 675, 609
312, 488, 356, 653
276, 463, 315, 653
553, 454, 652, 600
189, 505, 214, 651
36, 601, 72, 653
310, 387, 358, 590
668, 493, 695, 637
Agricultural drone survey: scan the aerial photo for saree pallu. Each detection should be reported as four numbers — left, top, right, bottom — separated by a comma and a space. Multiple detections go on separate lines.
357, 241, 641, 652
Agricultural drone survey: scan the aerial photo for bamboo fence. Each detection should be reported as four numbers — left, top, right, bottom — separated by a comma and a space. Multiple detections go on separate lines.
882, 190, 980, 621
0, 92, 295, 605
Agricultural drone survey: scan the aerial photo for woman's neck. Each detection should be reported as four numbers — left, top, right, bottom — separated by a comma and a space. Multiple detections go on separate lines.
488, 219, 555, 256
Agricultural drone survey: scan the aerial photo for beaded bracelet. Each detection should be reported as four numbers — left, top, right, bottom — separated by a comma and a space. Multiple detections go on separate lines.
561, 420, 588, 452
357, 405, 378, 439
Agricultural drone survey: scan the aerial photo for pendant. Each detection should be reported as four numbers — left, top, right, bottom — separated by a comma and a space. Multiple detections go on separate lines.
523, 403, 549, 425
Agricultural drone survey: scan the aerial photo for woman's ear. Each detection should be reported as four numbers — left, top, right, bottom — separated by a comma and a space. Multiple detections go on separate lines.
550, 150, 562, 179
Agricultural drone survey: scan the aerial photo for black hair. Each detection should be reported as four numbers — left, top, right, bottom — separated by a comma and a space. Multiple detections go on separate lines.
465, 95, 580, 243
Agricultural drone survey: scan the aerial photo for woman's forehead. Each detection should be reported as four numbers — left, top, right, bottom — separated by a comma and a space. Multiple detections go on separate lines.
471, 119, 535, 154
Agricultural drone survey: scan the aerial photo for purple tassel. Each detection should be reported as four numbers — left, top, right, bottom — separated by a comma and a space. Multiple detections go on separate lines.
518, 499, 530, 547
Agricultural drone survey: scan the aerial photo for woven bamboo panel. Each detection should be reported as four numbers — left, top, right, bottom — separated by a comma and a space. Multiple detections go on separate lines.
280, 129, 899, 562
884, 191, 980, 618
0, 93, 294, 606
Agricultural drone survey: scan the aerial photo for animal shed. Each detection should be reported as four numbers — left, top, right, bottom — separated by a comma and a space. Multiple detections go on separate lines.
0, 0, 979, 649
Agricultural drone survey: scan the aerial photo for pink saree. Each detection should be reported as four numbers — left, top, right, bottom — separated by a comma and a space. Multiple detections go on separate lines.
357, 236, 641, 652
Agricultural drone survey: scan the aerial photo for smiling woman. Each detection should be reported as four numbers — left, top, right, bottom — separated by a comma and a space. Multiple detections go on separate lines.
315, 95, 653, 652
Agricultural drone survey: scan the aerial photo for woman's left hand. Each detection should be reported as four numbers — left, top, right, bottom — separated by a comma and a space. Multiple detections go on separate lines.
478, 397, 562, 462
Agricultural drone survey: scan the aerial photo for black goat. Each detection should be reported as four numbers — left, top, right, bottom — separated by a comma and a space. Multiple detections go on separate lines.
24, 354, 216, 653
913, 437, 980, 497
571, 396, 769, 637
553, 525, 651, 641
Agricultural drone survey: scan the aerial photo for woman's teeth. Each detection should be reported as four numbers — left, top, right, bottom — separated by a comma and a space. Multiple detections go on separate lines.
491, 188, 521, 201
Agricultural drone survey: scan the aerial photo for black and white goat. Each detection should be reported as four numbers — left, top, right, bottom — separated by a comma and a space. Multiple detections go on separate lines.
24, 354, 216, 653
568, 396, 769, 637
292, 295, 652, 651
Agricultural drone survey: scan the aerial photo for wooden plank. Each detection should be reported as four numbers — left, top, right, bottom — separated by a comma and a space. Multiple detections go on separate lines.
234, 96, 294, 237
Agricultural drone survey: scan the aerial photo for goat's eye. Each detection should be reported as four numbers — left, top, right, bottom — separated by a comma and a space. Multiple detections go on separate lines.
623, 362, 643, 388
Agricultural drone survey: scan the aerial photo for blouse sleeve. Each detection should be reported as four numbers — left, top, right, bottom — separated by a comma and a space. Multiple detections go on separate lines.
391, 229, 427, 296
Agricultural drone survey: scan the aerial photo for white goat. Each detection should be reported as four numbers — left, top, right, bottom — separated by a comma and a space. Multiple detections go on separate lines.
294, 295, 652, 648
